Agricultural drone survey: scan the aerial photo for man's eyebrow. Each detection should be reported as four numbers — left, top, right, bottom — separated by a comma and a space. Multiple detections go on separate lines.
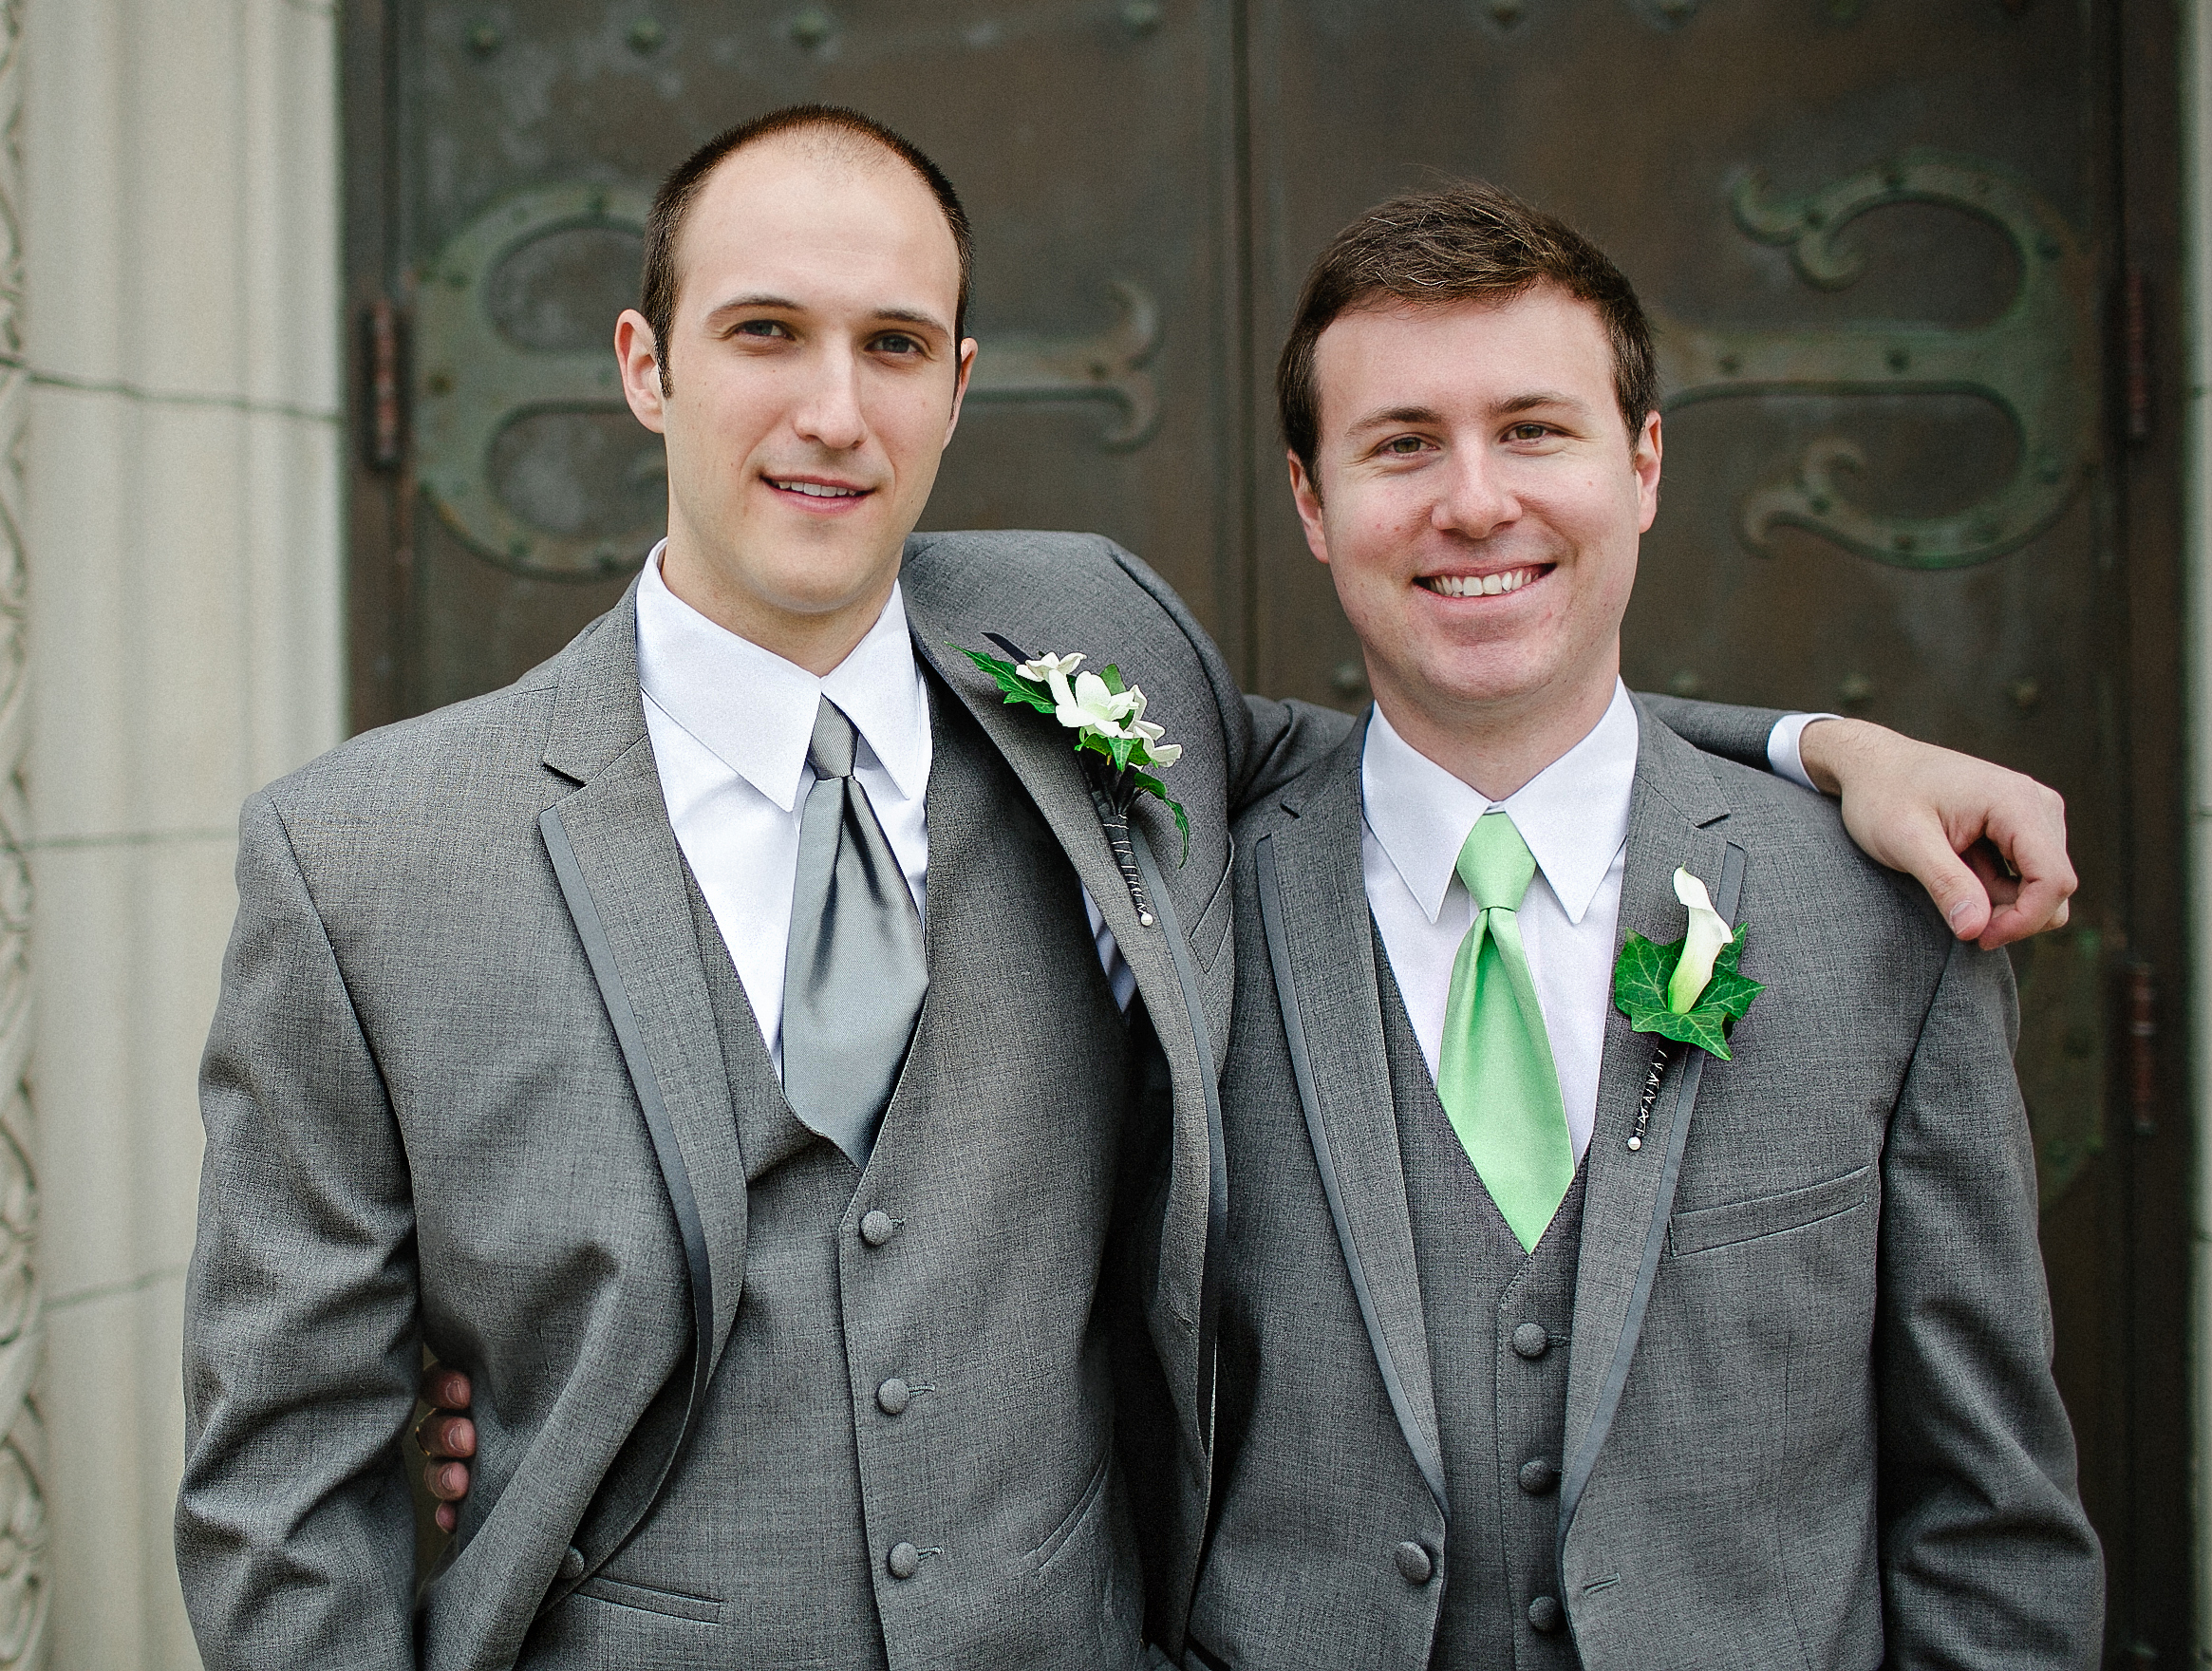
1345, 404, 1445, 434
1492, 390, 1589, 416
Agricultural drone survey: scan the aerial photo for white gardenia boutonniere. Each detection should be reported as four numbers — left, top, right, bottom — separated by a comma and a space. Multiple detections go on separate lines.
955, 636, 1189, 926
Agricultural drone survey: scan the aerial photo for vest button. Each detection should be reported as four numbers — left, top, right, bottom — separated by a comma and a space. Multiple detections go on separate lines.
1518, 1456, 1559, 1494
877, 1377, 910, 1416
1528, 1594, 1565, 1634
860, 1210, 896, 1247
887, 1541, 922, 1580
1393, 1540, 1434, 1585
1511, 1322, 1550, 1359
558, 1544, 585, 1583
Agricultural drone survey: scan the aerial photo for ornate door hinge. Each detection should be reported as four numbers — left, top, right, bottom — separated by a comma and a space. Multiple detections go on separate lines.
1655, 152, 2097, 571
2128, 962, 2156, 1137
363, 296, 407, 472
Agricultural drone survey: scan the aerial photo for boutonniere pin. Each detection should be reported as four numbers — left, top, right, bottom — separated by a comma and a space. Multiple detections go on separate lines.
955, 635, 1188, 927
1613, 867, 1765, 1150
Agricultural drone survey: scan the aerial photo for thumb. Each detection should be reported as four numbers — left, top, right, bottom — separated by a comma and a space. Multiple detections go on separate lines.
1883, 819, 1991, 942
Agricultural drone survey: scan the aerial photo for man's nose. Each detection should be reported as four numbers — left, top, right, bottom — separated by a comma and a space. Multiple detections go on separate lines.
1433, 449, 1517, 539
792, 347, 868, 452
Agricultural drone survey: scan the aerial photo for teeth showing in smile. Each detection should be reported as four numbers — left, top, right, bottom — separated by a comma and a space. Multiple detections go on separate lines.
1424, 567, 1540, 598
772, 479, 864, 498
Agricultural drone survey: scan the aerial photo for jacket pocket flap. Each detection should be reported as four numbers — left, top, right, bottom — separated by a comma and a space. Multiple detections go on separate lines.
1669, 1164, 1871, 1257
574, 1573, 723, 1624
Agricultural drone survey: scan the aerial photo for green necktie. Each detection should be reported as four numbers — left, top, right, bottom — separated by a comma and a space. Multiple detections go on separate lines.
1435, 810, 1575, 1251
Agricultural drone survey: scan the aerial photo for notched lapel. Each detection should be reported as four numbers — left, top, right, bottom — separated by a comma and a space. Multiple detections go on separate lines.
1562, 705, 1737, 1530
539, 591, 749, 1376
1258, 731, 1446, 1513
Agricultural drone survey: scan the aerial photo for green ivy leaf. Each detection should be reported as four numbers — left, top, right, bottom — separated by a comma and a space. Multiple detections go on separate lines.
954, 645, 1056, 716
1100, 664, 1127, 697
1128, 770, 1190, 864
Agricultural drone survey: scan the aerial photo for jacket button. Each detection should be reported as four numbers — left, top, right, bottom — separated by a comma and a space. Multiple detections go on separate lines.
860, 1210, 896, 1247
887, 1541, 921, 1580
1511, 1322, 1550, 1360
877, 1377, 910, 1416
1393, 1541, 1434, 1585
558, 1545, 585, 1583
1528, 1594, 1564, 1634
1518, 1457, 1559, 1494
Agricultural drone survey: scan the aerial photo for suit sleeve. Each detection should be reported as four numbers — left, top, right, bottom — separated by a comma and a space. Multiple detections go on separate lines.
1236, 695, 1357, 813
1876, 936, 2103, 1666
1633, 693, 1789, 771
176, 792, 421, 1669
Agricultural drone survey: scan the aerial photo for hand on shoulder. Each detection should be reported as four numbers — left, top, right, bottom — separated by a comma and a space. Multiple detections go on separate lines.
1797, 717, 2073, 949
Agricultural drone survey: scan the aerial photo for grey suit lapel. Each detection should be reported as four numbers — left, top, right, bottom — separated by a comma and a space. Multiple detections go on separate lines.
538, 586, 749, 1383
901, 553, 1235, 1469
1254, 723, 1448, 1515
901, 581, 1191, 1032
1558, 700, 1743, 1560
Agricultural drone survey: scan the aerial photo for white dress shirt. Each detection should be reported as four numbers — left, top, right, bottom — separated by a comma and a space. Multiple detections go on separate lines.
635, 546, 1129, 1075
1362, 690, 1818, 1160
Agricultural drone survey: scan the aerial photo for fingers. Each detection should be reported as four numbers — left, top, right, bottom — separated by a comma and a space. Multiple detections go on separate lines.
1975, 787, 2077, 949
420, 1365, 472, 1412
417, 1361, 478, 1530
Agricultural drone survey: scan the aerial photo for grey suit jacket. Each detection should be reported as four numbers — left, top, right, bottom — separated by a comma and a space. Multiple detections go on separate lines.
1209, 702, 2102, 1669
177, 529, 1351, 1671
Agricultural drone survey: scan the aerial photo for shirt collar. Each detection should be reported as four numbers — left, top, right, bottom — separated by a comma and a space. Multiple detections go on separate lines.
1361, 679, 1639, 926
634, 541, 930, 814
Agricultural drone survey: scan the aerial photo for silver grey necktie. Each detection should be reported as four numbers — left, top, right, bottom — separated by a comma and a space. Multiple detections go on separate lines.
780, 696, 928, 1169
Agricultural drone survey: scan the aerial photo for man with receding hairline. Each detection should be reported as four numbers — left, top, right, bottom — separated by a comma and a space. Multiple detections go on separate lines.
177, 108, 2081, 1671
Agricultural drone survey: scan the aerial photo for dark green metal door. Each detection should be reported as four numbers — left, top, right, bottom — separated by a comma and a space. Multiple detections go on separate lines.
346, 1, 2184, 1657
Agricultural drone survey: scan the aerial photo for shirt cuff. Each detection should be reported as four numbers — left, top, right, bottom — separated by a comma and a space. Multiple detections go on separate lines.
1767, 712, 1839, 794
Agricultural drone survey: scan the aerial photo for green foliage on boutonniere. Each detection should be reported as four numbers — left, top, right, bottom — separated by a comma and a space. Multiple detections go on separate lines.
1614, 867, 1765, 1061
954, 644, 1189, 862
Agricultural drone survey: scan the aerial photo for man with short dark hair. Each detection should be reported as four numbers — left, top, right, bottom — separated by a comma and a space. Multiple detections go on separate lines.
1180, 182, 2100, 1669
178, 111, 2078, 1670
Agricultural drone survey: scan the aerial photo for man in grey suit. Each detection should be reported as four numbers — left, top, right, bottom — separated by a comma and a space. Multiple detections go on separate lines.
1179, 184, 2101, 1668
178, 105, 2079, 1669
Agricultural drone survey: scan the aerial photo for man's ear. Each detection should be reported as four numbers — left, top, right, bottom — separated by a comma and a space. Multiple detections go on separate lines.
1287, 450, 1332, 566
616, 310, 667, 434
944, 337, 978, 445
1633, 409, 1662, 533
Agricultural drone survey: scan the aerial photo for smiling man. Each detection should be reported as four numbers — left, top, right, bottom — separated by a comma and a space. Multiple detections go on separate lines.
178, 109, 2084, 1671
1182, 184, 2101, 1669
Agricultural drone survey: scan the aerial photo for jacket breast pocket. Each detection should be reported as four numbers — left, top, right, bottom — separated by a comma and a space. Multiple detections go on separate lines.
1669, 1164, 1872, 1257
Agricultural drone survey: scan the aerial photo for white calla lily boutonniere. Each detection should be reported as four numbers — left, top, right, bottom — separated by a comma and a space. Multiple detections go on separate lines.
1612, 865, 1765, 1062
956, 636, 1189, 926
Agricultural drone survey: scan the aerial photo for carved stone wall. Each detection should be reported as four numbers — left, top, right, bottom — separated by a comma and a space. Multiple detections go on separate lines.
18, 0, 343, 1665
0, 3, 45, 1666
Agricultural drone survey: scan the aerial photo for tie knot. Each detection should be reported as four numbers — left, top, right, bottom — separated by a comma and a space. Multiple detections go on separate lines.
1456, 810, 1537, 913
806, 697, 857, 780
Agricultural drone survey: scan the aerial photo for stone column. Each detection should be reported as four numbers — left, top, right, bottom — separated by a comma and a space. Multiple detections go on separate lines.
20, 0, 344, 1665
0, 3, 44, 1665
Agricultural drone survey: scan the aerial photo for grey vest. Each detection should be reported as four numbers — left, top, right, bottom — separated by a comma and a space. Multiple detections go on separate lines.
526, 682, 1149, 1670
1381, 960, 1584, 1671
